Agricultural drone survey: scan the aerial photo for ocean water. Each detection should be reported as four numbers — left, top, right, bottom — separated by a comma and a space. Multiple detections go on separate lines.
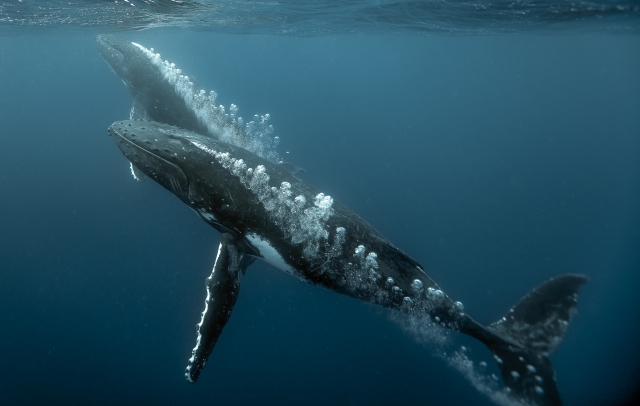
1, 2, 639, 406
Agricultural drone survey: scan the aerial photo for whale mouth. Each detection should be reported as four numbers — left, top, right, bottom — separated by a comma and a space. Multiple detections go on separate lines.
109, 121, 190, 200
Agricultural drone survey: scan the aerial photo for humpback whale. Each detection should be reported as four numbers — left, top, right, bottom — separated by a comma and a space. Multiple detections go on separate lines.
98, 35, 588, 406
96, 34, 279, 162
107, 119, 587, 406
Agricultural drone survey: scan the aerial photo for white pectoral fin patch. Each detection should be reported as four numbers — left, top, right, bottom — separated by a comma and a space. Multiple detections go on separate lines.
129, 161, 146, 182
246, 233, 298, 277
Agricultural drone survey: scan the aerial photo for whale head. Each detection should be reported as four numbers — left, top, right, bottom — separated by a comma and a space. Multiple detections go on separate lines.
108, 120, 195, 202
96, 34, 147, 93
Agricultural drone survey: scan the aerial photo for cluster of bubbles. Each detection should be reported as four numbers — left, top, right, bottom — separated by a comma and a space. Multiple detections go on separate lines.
388, 312, 452, 349
442, 348, 541, 406
244, 114, 280, 163
132, 42, 280, 162
325, 226, 347, 268
383, 278, 536, 405
191, 141, 336, 261
342, 244, 382, 297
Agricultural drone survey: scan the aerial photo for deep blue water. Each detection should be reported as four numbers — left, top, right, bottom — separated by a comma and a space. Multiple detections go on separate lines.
1, 3, 640, 406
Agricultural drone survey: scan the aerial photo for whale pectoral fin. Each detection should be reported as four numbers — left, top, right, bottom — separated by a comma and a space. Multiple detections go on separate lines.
129, 161, 146, 182
185, 233, 249, 383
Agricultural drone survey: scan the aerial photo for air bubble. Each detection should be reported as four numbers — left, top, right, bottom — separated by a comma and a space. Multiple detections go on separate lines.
527, 365, 536, 373
510, 371, 520, 379
427, 287, 445, 299
280, 182, 292, 197
365, 252, 378, 270
294, 195, 306, 207
535, 386, 544, 395
494, 355, 503, 364
315, 193, 333, 210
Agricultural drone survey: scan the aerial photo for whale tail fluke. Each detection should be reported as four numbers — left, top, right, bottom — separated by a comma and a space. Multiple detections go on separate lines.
466, 274, 589, 406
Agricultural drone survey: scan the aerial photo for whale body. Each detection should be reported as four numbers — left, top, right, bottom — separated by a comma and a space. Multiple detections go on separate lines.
107, 118, 588, 406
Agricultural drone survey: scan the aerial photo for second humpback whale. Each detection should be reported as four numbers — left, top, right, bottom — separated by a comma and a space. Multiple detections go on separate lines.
98, 35, 588, 406
107, 119, 587, 406
95, 34, 280, 162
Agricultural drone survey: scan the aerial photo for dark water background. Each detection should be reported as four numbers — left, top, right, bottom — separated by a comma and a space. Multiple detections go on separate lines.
1, 7, 640, 406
